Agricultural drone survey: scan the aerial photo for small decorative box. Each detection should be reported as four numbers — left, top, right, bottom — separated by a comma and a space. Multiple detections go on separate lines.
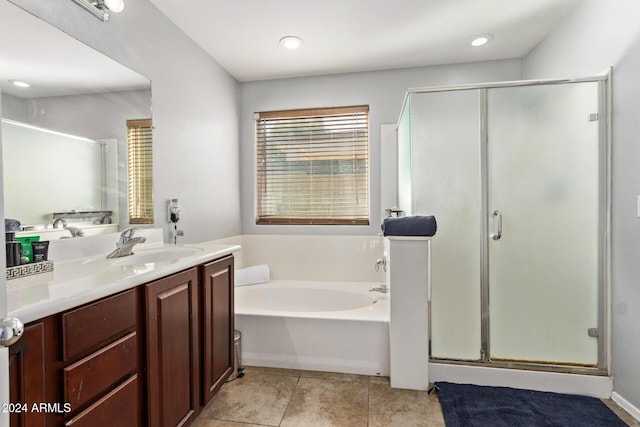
6, 261, 54, 291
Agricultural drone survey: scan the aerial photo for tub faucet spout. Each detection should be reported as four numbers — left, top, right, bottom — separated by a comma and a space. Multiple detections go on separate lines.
370, 284, 389, 293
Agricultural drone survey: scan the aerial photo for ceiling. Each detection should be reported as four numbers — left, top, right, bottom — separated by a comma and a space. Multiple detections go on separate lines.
0, 0, 582, 98
150, 0, 581, 82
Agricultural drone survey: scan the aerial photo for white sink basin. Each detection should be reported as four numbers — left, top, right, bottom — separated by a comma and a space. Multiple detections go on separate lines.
110, 245, 203, 266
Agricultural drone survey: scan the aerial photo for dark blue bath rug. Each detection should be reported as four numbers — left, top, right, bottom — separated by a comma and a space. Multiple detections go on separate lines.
435, 382, 627, 427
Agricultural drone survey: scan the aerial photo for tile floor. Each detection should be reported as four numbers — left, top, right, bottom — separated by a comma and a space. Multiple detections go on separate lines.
194, 366, 638, 427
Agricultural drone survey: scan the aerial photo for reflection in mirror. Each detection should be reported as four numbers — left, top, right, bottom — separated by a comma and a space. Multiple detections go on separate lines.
0, 1, 152, 238
2, 119, 117, 226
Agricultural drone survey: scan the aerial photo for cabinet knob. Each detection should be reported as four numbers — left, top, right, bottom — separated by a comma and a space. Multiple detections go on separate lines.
0, 317, 24, 347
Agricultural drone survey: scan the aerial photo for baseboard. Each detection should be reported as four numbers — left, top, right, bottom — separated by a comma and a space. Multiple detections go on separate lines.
429, 362, 612, 399
612, 392, 640, 422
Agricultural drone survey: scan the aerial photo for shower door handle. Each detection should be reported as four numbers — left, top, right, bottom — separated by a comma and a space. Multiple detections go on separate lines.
492, 210, 503, 240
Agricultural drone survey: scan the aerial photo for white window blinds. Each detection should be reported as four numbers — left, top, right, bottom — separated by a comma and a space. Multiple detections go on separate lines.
127, 119, 154, 224
256, 105, 369, 225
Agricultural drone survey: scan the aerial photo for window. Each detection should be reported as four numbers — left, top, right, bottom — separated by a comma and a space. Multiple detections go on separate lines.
256, 105, 369, 225
127, 119, 154, 224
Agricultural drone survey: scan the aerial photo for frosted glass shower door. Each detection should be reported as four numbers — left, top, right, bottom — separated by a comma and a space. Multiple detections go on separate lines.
410, 90, 482, 361
487, 82, 601, 365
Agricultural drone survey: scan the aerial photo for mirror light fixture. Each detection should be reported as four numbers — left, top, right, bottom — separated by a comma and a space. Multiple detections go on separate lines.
279, 36, 304, 50
471, 34, 493, 47
71, 0, 124, 21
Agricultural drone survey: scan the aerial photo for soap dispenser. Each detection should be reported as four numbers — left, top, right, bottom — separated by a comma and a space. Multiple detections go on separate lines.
168, 199, 184, 244
168, 198, 180, 223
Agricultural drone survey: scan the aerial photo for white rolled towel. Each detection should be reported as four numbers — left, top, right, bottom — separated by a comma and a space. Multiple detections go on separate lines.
235, 264, 270, 287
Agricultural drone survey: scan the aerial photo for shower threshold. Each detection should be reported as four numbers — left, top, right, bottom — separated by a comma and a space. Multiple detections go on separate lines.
429, 357, 608, 376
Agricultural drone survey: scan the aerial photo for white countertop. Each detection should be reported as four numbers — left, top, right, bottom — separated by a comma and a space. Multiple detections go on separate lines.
8, 239, 240, 324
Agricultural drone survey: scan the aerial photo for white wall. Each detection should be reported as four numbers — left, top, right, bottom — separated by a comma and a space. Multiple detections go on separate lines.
524, 0, 640, 412
239, 59, 523, 235
239, 234, 385, 282
7, 0, 242, 242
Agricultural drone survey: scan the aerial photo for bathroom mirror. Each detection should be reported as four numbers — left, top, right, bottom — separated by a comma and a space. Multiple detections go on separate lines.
0, 1, 152, 235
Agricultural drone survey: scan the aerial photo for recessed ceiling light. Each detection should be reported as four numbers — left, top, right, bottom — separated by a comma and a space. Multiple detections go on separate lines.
8, 79, 30, 88
471, 34, 493, 47
279, 36, 303, 49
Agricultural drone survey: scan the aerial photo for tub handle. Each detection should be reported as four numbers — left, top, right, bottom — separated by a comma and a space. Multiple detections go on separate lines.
492, 210, 503, 241
375, 257, 387, 272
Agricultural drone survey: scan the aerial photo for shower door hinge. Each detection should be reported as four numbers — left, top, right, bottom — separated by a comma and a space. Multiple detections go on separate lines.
588, 328, 599, 338
588, 113, 599, 122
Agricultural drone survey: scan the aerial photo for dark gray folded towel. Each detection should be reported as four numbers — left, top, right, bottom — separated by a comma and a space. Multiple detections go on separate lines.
381, 215, 437, 237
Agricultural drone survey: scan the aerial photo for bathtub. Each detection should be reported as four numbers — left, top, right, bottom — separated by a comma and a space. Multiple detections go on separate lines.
235, 280, 390, 376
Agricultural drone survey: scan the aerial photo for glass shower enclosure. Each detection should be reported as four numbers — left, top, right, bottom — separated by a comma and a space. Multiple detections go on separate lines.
397, 76, 609, 371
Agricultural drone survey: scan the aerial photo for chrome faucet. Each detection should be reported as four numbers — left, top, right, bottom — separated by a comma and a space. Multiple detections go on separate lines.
65, 226, 85, 238
53, 219, 84, 238
106, 227, 147, 258
370, 283, 389, 293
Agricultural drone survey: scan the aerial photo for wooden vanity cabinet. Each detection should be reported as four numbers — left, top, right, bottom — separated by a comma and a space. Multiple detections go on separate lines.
145, 267, 200, 427
9, 254, 235, 427
200, 255, 235, 404
144, 256, 236, 425
8, 288, 143, 427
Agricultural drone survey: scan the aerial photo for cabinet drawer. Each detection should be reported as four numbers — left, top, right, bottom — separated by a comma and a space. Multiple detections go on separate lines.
61, 289, 137, 361
63, 332, 137, 410
64, 374, 139, 427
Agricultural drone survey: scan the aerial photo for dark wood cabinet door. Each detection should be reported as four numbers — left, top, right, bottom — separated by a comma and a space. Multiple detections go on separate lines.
9, 321, 47, 427
145, 268, 200, 427
201, 255, 234, 404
